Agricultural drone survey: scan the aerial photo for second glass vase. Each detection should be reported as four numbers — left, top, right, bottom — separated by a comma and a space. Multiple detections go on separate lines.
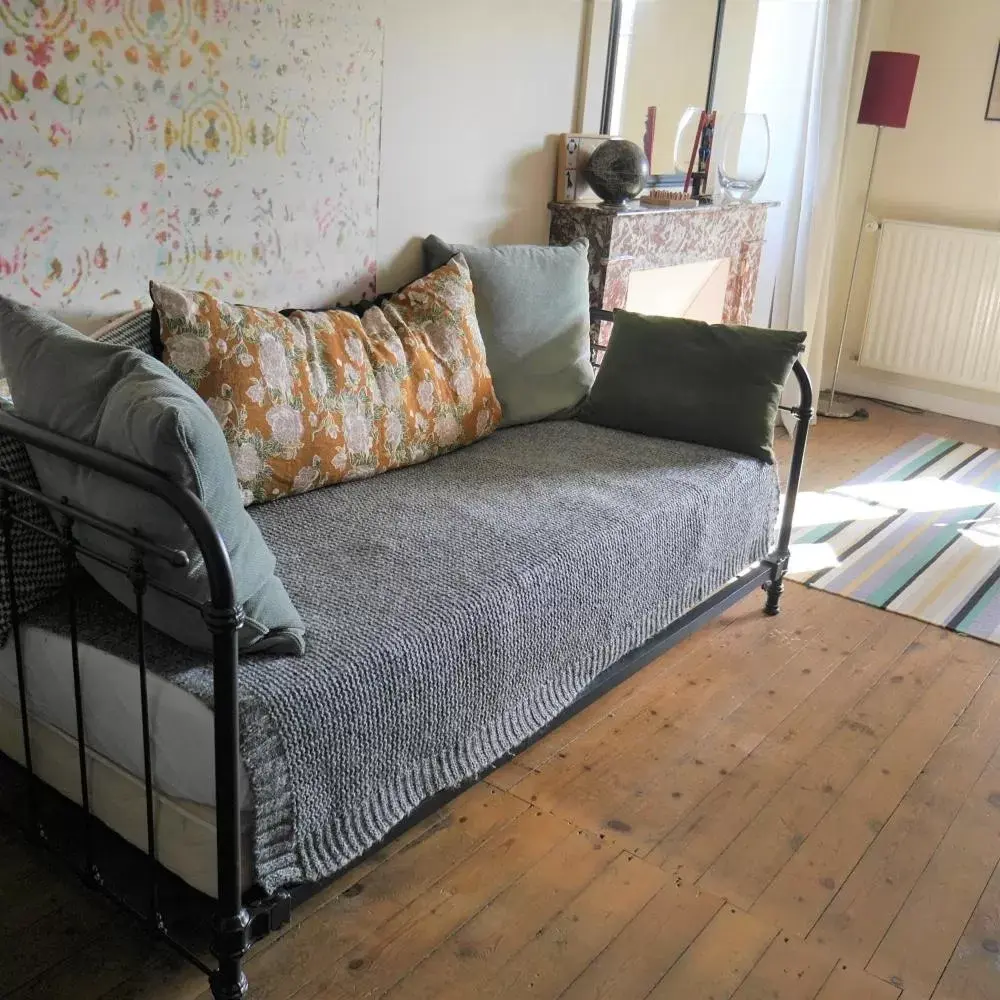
716, 112, 770, 203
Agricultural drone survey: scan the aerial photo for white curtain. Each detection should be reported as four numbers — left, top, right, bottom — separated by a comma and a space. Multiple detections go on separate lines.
754, 0, 864, 402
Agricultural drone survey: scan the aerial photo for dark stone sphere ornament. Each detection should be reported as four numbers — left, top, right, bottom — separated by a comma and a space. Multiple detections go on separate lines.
584, 139, 650, 205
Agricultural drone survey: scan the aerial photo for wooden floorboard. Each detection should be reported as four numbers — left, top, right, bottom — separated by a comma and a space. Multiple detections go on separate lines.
696, 624, 960, 909
648, 613, 926, 880
866, 743, 1000, 996
2, 400, 1000, 1000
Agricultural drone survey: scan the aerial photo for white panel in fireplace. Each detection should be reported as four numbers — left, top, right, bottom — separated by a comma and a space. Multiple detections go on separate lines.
625, 259, 731, 324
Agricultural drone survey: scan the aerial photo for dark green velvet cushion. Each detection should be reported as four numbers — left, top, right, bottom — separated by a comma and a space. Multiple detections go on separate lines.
580, 311, 806, 463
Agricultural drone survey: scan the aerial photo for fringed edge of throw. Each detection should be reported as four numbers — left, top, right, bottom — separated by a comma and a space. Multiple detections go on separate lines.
242, 697, 302, 891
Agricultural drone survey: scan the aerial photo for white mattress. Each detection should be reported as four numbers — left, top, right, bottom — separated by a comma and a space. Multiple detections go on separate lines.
0, 625, 250, 808
0, 694, 253, 896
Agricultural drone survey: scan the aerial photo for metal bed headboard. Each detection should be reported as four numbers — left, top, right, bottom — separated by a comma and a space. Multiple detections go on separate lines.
0, 406, 249, 998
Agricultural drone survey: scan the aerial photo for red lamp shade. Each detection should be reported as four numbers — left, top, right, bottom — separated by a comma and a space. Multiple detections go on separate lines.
858, 51, 920, 128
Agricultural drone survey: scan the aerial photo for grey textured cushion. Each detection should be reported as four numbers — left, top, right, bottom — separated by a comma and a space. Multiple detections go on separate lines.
423, 236, 594, 427
0, 295, 304, 654
31, 420, 778, 892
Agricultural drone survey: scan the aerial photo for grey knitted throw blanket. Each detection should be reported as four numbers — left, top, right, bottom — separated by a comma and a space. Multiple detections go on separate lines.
31, 421, 778, 893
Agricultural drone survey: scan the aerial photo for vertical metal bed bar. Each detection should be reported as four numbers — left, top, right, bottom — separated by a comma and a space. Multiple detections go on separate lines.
1, 485, 38, 839
129, 550, 162, 933
766, 361, 813, 615
206, 594, 249, 1000
775, 369, 813, 559
62, 511, 96, 881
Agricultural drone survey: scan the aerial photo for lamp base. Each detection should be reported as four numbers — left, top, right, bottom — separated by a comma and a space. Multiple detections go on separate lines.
817, 391, 869, 421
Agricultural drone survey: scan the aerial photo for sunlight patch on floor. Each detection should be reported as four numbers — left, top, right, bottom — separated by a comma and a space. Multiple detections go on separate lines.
782, 475, 1000, 574
789, 490, 897, 528
834, 477, 999, 514
959, 516, 1000, 548
788, 542, 840, 574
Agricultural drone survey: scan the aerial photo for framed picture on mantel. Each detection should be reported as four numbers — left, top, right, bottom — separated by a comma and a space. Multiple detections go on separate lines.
556, 134, 608, 204
987, 42, 1000, 121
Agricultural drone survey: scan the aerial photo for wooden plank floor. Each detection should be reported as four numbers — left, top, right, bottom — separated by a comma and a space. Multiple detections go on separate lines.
4, 398, 1000, 1000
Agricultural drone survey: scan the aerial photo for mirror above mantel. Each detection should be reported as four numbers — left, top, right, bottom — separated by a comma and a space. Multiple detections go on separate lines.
581, 0, 763, 188
602, 0, 723, 177
557, 1, 781, 349
564, 1, 821, 336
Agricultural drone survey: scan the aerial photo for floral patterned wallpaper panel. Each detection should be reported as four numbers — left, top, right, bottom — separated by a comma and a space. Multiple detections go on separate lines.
0, 0, 383, 330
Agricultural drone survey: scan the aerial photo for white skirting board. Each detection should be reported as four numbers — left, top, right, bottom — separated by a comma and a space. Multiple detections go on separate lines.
837, 372, 1000, 427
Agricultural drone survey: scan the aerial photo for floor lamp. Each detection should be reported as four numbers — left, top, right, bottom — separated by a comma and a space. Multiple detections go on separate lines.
820, 50, 920, 419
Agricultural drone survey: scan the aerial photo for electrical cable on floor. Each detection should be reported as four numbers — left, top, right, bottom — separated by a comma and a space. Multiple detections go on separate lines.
839, 393, 925, 416
817, 392, 925, 420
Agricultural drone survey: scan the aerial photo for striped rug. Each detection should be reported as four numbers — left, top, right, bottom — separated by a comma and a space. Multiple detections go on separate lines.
789, 435, 1000, 645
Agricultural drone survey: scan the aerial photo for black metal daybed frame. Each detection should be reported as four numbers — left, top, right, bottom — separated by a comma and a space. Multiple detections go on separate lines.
0, 309, 813, 999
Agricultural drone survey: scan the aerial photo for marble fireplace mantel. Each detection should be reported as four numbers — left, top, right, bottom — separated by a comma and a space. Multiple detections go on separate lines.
549, 200, 774, 357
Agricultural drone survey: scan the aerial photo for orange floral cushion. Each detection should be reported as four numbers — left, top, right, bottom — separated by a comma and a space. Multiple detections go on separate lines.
149, 256, 502, 505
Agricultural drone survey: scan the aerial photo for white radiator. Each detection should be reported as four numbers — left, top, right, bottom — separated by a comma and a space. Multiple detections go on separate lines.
858, 220, 1000, 392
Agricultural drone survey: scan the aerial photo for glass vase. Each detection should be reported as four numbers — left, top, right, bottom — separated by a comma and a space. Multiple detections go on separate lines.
716, 112, 770, 203
673, 106, 703, 175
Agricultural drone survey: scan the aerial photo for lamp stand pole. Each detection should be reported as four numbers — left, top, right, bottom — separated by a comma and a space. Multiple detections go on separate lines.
819, 124, 883, 420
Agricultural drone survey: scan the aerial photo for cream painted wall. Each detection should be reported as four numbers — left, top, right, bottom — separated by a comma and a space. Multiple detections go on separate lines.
377, 0, 590, 292
825, 0, 1000, 416
874, 0, 1000, 227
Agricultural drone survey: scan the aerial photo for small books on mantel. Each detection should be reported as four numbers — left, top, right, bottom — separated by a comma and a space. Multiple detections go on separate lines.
555, 133, 611, 204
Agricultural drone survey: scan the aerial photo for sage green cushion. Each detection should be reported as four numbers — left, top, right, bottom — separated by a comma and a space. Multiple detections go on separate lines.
581, 311, 806, 464
0, 295, 305, 654
423, 236, 594, 427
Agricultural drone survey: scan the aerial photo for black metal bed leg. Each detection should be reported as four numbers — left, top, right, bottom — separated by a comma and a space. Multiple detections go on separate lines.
762, 355, 813, 622
764, 571, 784, 616
210, 910, 251, 999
